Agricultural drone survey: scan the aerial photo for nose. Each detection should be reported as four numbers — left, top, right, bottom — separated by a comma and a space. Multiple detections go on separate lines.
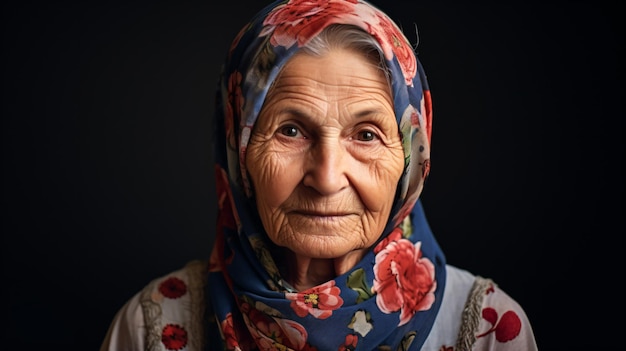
302, 140, 349, 195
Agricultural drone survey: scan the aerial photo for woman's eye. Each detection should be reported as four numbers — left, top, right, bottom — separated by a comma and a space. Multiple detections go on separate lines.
356, 130, 378, 141
279, 125, 301, 137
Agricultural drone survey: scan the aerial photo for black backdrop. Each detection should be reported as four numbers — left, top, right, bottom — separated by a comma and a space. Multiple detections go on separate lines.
2, 1, 623, 350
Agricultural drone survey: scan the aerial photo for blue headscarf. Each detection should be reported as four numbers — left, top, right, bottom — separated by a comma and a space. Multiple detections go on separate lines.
208, 1, 446, 349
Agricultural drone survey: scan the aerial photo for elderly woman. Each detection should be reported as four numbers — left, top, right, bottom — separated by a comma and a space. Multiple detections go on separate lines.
100, 1, 537, 350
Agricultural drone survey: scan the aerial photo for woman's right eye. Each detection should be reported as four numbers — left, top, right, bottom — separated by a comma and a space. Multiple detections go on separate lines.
279, 125, 301, 138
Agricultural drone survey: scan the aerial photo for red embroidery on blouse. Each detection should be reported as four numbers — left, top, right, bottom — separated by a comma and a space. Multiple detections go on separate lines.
158, 277, 187, 299
486, 283, 495, 294
477, 308, 522, 343
161, 324, 188, 350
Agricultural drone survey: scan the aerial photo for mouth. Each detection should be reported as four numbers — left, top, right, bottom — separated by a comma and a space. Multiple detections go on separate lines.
293, 210, 351, 217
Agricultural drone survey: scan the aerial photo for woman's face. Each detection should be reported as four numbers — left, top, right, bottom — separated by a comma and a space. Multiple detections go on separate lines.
246, 48, 404, 259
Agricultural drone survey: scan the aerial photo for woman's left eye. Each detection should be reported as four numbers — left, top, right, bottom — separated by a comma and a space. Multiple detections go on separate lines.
355, 129, 378, 141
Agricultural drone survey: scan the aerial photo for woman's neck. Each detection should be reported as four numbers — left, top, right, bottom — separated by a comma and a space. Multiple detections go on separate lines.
285, 249, 367, 291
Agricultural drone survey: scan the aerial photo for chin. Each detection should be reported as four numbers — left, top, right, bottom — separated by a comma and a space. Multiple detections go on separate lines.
287, 240, 360, 260
272, 226, 375, 259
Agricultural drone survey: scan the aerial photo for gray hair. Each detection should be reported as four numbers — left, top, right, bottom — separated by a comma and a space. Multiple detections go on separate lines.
299, 24, 392, 88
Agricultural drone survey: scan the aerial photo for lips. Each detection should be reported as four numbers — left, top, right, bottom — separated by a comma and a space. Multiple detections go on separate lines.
293, 210, 352, 217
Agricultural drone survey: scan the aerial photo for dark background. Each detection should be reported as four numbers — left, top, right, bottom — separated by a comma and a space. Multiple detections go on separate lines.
2, 1, 623, 350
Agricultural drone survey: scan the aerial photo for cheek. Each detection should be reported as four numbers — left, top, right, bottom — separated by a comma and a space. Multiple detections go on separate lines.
247, 151, 301, 212
356, 150, 404, 216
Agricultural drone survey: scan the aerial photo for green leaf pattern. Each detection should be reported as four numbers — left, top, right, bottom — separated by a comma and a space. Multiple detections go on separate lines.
347, 268, 373, 304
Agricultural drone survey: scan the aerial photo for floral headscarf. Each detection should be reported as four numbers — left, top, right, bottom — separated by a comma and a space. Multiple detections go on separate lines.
207, 1, 446, 350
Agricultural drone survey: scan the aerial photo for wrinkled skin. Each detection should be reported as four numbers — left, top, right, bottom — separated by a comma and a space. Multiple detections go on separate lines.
246, 48, 404, 289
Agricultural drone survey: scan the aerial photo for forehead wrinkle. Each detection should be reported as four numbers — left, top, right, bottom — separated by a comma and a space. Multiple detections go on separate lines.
274, 73, 386, 93
267, 76, 391, 113
262, 51, 393, 126
263, 90, 329, 119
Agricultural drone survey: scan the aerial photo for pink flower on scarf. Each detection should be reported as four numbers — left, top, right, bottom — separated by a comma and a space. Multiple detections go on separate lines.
367, 12, 417, 85
286, 280, 344, 319
372, 240, 436, 325
338, 334, 358, 351
261, 0, 416, 86
242, 302, 310, 350
261, 0, 362, 48
373, 228, 403, 254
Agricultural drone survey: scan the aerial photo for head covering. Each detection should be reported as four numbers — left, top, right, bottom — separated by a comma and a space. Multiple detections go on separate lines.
207, 1, 446, 350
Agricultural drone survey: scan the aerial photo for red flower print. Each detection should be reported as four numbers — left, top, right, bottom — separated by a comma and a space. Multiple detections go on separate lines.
372, 240, 436, 326
439, 346, 454, 351
422, 91, 433, 143
285, 280, 344, 319
368, 12, 416, 85
476, 308, 522, 343
261, 0, 362, 49
161, 324, 188, 350
373, 228, 402, 254
221, 313, 241, 351
260, 1, 417, 86
158, 277, 187, 299
338, 334, 358, 351
241, 301, 309, 350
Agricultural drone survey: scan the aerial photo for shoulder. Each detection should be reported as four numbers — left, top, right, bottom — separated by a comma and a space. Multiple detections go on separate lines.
99, 260, 209, 351
423, 265, 538, 351
422, 265, 477, 350
470, 274, 538, 350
